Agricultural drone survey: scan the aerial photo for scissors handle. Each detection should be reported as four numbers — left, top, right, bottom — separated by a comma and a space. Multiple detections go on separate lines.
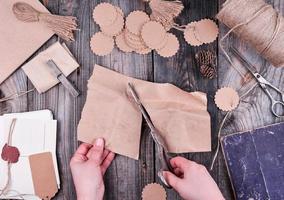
271, 100, 284, 118
156, 144, 173, 189
151, 129, 173, 188
265, 81, 284, 102
261, 86, 284, 117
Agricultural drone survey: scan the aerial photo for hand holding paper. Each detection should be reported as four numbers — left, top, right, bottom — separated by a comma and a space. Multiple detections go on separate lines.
70, 138, 115, 200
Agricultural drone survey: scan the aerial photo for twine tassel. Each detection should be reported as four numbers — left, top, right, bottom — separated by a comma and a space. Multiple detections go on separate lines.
145, 0, 184, 30
39, 14, 78, 41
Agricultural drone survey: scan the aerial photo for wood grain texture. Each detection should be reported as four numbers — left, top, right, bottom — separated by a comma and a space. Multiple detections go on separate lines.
0, 0, 283, 199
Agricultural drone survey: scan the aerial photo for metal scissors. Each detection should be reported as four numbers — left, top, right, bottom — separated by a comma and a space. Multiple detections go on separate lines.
128, 83, 173, 188
230, 47, 284, 117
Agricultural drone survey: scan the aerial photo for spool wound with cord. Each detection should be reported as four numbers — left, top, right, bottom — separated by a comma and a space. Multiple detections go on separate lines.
217, 0, 284, 67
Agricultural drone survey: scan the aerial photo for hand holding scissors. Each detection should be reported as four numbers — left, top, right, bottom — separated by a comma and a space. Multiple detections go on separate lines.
230, 47, 284, 117
128, 83, 173, 188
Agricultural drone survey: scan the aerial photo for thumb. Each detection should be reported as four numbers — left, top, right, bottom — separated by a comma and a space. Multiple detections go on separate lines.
88, 138, 105, 166
163, 171, 181, 189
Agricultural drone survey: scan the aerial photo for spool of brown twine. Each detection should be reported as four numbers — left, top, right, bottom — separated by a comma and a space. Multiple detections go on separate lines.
12, 2, 77, 41
217, 0, 284, 68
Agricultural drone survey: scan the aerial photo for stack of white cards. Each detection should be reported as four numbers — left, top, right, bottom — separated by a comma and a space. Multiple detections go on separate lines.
0, 110, 59, 199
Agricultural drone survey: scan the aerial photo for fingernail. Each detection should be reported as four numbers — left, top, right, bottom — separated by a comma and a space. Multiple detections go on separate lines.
95, 138, 104, 147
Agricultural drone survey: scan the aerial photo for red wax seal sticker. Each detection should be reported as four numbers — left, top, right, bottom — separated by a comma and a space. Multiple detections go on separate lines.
1, 143, 20, 163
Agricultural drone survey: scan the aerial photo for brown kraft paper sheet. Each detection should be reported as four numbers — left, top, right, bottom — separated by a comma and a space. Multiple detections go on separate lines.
0, 0, 54, 85
78, 65, 211, 159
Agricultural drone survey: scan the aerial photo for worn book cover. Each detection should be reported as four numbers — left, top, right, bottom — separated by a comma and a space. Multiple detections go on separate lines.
221, 122, 284, 200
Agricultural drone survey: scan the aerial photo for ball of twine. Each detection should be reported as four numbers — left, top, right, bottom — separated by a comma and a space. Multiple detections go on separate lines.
217, 0, 284, 67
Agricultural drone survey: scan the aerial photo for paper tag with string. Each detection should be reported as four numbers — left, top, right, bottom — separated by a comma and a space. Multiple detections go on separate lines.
29, 152, 58, 200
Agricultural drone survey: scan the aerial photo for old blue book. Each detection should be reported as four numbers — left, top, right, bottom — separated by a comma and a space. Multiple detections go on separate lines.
221, 122, 284, 200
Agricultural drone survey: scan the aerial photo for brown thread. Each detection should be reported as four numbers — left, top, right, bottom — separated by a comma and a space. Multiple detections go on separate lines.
217, 0, 284, 68
0, 119, 32, 199
0, 119, 16, 196
210, 83, 258, 170
0, 89, 34, 103
12, 2, 78, 41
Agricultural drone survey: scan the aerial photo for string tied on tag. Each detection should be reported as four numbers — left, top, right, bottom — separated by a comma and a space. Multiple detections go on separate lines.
172, 19, 219, 46
12, 2, 78, 41
1, 118, 20, 164
210, 83, 258, 170
0, 119, 20, 196
0, 119, 31, 199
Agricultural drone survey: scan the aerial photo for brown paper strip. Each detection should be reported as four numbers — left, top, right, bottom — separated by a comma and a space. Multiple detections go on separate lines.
29, 152, 58, 200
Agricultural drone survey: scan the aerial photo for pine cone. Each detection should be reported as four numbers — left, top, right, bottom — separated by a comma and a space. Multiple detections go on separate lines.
195, 50, 217, 79
195, 50, 216, 65
200, 64, 216, 79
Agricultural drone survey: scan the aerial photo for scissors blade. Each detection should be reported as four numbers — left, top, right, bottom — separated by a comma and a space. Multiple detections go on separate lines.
127, 83, 169, 150
128, 83, 155, 130
230, 47, 274, 86
230, 46, 259, 76
128, 83, 173, 188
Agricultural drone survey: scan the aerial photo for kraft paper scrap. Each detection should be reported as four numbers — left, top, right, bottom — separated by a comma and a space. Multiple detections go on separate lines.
22, 42, 79, 93
78, 65, 211, 159
0, 0, 53, 85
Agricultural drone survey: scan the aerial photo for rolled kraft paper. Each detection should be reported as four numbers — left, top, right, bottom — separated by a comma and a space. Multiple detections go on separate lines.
217, 0, 284, 67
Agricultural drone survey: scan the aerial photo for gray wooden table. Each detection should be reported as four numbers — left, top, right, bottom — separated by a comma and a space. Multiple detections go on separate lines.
1, 0, 284, 199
